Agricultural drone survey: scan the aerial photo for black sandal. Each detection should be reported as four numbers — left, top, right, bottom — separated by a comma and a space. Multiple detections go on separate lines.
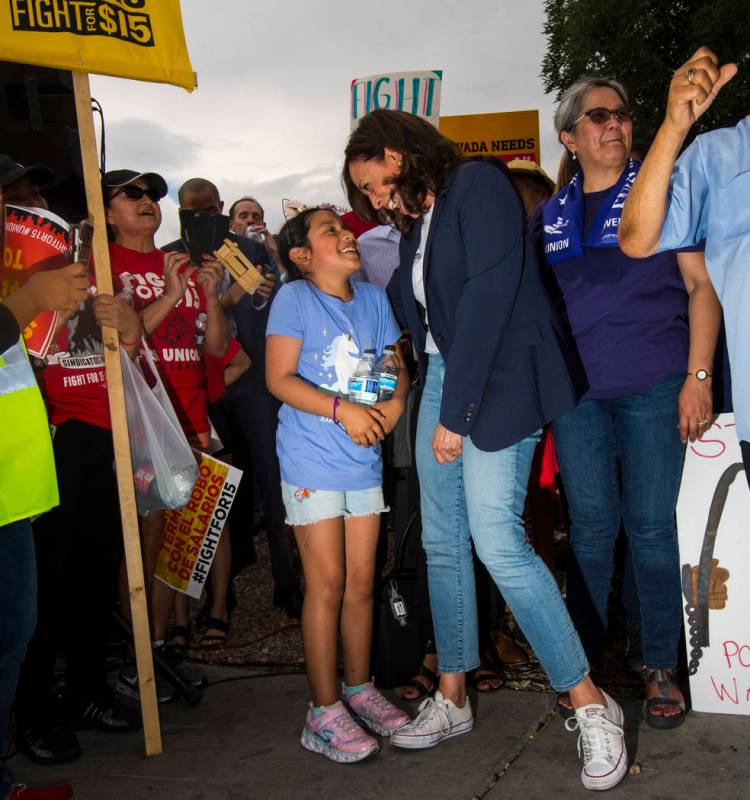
401, 663, 438, 702
165, 624, 191, 654
469, 662, 504, 693
643, 668, 686, 730
199, 618, 229, 649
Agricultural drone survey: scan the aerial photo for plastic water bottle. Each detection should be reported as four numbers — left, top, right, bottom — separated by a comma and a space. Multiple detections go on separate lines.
348, 349, 378, 406
244, 225, 266, 243
375, 346, 399, 401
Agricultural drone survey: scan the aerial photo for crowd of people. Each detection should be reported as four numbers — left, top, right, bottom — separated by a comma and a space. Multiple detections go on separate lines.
0, 45, 745, 797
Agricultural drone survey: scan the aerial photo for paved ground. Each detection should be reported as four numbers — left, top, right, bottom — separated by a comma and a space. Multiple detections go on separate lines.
9, 667, 750, 800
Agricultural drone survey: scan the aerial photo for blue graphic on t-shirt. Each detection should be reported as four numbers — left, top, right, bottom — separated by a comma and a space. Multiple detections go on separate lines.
266, 279, 401, 491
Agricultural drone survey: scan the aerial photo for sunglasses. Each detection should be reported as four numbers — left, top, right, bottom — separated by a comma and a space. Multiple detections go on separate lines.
111, 184, 162, 202
573, 107, 633, 126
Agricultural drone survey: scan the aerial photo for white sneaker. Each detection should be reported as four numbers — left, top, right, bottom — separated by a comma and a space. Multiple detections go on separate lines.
565, 690, 627, 791
390, 690, 473, 749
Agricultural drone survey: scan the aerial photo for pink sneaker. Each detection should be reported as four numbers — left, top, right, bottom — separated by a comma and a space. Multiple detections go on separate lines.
300, 701, 378, 763
343, 683, 411, 736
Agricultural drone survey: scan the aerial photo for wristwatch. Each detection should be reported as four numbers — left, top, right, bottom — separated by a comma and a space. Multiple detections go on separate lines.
688, 369, 712, 381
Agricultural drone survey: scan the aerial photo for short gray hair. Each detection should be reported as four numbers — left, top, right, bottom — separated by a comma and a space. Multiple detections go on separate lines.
554, 77, 629, 138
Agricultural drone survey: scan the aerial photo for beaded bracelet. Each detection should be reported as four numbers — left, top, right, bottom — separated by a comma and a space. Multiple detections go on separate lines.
333, 395, 341, 423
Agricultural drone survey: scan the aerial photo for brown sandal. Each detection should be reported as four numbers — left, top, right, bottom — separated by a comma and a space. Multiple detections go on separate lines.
491, 628, 531, 670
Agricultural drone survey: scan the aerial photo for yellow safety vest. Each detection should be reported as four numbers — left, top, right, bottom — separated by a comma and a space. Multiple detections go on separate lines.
0, 338, 58, 526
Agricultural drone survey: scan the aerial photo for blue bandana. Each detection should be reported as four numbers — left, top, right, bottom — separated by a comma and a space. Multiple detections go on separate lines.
542, 159, 640, 265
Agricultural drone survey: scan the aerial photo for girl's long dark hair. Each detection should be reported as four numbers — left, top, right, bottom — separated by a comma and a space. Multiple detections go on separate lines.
276, 207, 321, 281
342, 109, 461, 232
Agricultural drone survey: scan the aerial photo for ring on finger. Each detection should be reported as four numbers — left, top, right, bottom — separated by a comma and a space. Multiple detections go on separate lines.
687, 67, 696, 85
699, 418, 710, 425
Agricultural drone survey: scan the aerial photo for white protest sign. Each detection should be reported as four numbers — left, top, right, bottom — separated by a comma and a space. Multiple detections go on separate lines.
676, 413, 750, 714
350, 70, 442, 130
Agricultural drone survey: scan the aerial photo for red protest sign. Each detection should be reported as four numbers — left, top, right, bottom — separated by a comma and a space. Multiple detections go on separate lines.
2, 204, 71, 358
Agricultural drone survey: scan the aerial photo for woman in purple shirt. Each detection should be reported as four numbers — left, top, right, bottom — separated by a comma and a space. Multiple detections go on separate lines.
539, 77, 721, 729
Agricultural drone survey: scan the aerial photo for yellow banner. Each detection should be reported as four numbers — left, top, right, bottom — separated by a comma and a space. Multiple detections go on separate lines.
0, 1, 196, 91
155, 451, 242, 599
439, 110, 541, 163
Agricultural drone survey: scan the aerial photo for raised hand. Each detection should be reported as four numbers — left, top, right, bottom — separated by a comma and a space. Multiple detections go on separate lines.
196, 254, 224, 302
163, 251, 193, 304
666, 47, 738, 135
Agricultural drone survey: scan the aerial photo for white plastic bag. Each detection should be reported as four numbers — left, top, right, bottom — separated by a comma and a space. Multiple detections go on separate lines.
120, 343, 198, 515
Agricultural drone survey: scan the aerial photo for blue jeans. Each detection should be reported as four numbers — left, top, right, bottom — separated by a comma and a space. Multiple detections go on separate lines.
552, 374, 685, 669
416, 355, 589, 691
0, 519, 37, 750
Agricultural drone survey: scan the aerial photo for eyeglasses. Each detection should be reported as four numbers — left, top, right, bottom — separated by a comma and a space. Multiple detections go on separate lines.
111, 184, 162, 202
573, 107, 633, 126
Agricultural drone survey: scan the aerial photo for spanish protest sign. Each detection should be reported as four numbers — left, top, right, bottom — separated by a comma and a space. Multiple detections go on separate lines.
0, 1, 196, 91
676, 414, 750, 716
155, 451, 242, 600
439, 110, 541, 162
351, 70, 442, 130
2, 204, 71, 358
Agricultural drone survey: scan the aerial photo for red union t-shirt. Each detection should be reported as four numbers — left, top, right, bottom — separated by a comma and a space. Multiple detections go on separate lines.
110, 244, 209, 437
40, 246, 210, 435
40, 263, 110, 428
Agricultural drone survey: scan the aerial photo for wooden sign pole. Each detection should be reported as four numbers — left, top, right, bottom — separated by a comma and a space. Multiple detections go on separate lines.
72, 71, 162, 757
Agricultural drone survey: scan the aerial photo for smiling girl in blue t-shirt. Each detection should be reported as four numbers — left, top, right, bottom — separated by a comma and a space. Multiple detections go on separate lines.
266, 208, 409, 763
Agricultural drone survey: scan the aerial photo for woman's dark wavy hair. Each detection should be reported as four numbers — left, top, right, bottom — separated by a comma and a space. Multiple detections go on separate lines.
342, 109, 461, 232
276, 207, 324, 281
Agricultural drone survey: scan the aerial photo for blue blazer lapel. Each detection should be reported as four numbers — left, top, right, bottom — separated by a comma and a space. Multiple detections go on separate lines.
398, 220, 421, 326
400, 216, 420, 298
422, 178, 453, 281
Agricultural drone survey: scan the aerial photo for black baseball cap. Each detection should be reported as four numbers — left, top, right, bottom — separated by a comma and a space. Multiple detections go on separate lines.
103, 169, 168, 199
0, 154, 55, 188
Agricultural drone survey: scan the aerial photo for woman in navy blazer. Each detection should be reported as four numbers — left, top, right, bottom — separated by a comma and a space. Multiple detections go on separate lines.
344, 111, 627, 791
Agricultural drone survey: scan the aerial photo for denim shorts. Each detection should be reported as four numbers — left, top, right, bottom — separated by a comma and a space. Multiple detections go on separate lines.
280, 481, 388, 526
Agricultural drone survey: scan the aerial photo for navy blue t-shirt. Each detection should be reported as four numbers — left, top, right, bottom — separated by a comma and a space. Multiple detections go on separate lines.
534, 188, 694, 399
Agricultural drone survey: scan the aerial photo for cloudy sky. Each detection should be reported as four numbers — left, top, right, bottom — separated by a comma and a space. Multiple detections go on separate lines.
90, 0, 564, 245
